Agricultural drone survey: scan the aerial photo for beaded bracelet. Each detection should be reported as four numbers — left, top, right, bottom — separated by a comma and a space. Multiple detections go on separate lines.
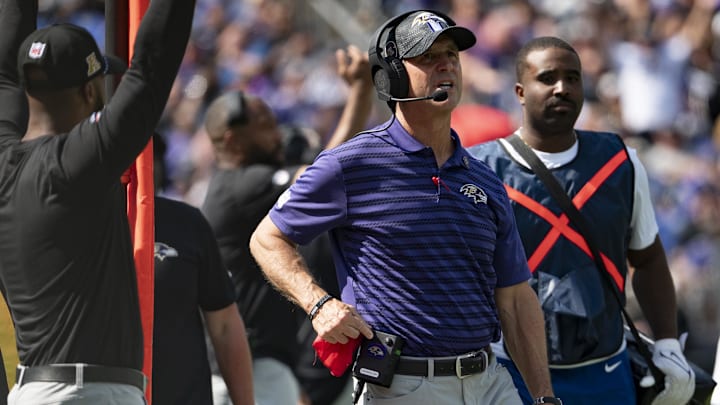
308, 294, 333, 321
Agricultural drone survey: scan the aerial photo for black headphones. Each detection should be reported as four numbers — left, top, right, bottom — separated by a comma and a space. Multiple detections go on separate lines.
368, 9, 458, 106
225, 90, 249, 127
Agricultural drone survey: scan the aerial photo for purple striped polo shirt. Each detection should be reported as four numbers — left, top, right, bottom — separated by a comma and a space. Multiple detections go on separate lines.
269, 118, 530, 356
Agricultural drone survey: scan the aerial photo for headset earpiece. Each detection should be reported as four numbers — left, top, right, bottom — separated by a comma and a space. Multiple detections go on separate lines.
369, 12, 413, 105
226, 90, 248, 127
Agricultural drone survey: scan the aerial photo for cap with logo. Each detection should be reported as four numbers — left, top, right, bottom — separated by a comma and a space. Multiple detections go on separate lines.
17, 23, 127, 90
394, 11, 476, 59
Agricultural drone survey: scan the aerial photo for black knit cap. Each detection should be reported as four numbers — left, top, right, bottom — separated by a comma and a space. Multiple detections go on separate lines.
394, 11, 476, 59
17, 23, 126, 90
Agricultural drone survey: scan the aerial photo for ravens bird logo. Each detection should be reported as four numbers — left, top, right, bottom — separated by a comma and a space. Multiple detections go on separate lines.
154, 242, 179, 261
460, 184, 488, 205
367, 344, 386, 358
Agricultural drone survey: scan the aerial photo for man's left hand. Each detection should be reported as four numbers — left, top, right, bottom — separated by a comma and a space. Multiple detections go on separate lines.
650, 338, 695, 405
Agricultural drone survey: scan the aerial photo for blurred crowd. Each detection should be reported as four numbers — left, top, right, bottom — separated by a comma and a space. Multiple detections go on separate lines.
39, 0, 720, 373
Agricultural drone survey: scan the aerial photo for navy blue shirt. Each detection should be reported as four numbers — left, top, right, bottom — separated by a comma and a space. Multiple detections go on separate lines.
153, 197, 236, 405
269, 118, 531, 356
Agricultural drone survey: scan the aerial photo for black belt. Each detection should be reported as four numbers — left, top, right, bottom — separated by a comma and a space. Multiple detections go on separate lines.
16, 365, 146, 391
395, 346, 491, 378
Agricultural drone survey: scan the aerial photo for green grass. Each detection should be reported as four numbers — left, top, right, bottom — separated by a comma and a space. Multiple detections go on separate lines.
0, 295, 17, 389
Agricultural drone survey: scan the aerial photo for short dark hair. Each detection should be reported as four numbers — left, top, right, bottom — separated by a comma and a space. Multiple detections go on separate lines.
515, 36, 578, 81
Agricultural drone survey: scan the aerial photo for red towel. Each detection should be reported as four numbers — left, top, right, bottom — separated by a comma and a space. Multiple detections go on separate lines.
312, 336, 361, 377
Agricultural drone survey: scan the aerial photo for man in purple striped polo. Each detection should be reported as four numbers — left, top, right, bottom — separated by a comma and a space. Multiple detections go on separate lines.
250, 9, 558, 405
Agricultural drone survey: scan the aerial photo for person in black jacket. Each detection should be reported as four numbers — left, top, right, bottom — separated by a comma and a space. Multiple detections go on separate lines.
0, 0, 195, 403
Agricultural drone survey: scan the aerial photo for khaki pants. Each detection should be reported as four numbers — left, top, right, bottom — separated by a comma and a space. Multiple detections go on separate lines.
360, 355, 522, 404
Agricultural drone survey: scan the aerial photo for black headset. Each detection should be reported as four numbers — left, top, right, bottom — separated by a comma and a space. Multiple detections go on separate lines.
225, 90, 249, 127
368, 9, 458, 106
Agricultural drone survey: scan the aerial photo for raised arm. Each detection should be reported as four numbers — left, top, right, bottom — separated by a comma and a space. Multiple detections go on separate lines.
61, 0, 197, 181
0, 0, 36, 139
324, 45, 374, 150
679, 0, 717, 51
290, 45, 373, 182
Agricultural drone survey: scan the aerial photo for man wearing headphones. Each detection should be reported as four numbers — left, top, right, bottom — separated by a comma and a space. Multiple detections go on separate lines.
201, 45, 373, 404
250, 10, 558, 405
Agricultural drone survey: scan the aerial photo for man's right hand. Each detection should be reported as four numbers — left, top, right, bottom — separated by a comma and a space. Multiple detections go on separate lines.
311, 297, 373, 344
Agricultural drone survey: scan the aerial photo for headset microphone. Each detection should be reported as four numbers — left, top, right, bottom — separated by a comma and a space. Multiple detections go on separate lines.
387, 89, 449, 103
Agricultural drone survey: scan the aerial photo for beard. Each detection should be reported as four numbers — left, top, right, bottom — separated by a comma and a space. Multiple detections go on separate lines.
543, 98, 581, 127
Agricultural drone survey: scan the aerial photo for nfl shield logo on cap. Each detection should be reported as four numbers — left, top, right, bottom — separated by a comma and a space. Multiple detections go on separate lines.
28, 42, 46, 59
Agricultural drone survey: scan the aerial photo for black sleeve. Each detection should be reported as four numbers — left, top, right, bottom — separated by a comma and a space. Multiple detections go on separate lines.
59, 0, 197, 187
0, 0, 36, 142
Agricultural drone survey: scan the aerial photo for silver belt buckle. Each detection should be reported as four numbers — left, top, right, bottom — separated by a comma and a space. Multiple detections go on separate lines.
455, 349, 488, 379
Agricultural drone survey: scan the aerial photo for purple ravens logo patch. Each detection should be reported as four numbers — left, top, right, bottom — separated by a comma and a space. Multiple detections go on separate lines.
366, 343, 387, 359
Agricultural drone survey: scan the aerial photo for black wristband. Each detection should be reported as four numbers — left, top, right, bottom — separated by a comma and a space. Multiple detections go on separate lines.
308, 294, 333, 321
